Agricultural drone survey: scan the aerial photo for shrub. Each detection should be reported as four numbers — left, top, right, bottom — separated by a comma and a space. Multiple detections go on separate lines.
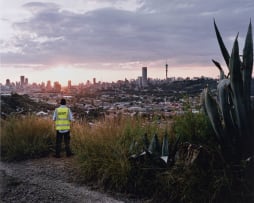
171, 111, 217, 146
0, 115, 55, 161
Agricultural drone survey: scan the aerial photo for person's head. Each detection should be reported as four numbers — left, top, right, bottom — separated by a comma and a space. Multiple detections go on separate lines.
60, 98, 66, 105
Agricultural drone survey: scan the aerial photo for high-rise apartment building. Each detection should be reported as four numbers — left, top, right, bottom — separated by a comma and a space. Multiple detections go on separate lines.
142, 67, 148, 87
68, 80, 72, 89
137, 76, 142, 87
20, 76, 25, 86
46, 80, 52, 90
6, 79, 11, 86
54, 81, 61, 92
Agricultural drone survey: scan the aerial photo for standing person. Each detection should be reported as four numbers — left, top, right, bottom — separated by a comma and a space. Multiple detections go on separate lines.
53, 98, 74, 158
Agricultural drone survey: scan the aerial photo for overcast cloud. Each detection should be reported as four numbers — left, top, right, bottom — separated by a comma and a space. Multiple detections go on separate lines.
1, 0, 254, 70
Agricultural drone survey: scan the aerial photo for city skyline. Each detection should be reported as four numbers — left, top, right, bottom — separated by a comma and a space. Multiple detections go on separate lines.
1, 65, 219, 86
1, 0, 254, 85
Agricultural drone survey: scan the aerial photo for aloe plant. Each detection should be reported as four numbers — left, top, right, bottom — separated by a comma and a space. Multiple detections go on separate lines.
202, 20, 253, 161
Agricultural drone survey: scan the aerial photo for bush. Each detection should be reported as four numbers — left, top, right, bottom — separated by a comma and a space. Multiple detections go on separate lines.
171, 111, 217, 146
0, 115, 55, 161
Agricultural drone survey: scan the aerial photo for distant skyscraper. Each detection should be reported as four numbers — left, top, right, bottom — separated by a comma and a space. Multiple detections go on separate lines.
93, 78, 96, 84
68, 80, 71, 89
54, 81, 61, 92
25, 78, 28, 85
20, 76, 25, 86
46, 80, 52, 90
41, 82, 45, 88
6, 79, 11, 86
142, 67, 148, 87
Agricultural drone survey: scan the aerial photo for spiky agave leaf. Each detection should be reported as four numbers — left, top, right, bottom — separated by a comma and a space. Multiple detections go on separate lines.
212, 59, 226, 79
229, 35, 249, 137
242, 20, 254, 156
161, 133, 169, 156
217, 79, 235, 138
230, 34, 243, 96
242, 20, 253, 113
204, 87, 224, 145
148, 134, 161, 155
214, 20, 230, 70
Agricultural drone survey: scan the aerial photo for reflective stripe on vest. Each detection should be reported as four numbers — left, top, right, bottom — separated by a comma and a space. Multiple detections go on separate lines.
55, 107, 70, 131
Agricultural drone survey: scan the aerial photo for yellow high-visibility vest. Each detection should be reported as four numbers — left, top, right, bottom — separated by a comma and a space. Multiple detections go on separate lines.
55, 107, 70, 131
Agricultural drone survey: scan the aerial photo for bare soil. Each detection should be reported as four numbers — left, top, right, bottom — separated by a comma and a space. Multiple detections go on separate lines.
0, 157, 143, 203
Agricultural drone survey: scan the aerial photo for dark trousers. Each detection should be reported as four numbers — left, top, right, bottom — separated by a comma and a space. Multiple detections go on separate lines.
55, 131, 72, 156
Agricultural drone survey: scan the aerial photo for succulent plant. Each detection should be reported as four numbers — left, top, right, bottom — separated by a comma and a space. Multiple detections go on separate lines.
148, 134, 161, 156
202, 20, 253, 161
129, 132, 180, 167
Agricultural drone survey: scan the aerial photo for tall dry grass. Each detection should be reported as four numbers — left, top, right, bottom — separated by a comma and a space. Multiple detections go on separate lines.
71, 116, 166, 191
1, 115, 55, 161
1, 113, 249, 202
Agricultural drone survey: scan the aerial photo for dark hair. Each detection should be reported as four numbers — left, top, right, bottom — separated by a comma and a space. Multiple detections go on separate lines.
60, 98, 66, 105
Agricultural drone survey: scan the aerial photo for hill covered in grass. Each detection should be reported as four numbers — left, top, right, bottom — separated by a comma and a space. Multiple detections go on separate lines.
1, 93, 54, 116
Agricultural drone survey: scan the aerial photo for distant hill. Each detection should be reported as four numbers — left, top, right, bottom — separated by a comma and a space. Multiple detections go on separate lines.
1, 93, 54, 116
149, 78, 218, 97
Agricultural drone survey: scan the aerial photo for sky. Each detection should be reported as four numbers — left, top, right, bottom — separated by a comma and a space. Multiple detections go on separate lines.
1, 0, 254, 85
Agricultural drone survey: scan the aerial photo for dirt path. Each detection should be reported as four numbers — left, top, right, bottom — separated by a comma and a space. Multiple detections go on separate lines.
0, 157, 141, 203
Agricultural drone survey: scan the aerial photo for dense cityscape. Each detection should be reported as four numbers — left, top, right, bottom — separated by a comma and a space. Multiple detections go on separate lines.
1, 66, 219, 121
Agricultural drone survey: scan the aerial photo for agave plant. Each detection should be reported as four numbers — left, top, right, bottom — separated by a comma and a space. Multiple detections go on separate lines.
202, 20, 253, 161
129, 132, 180, 168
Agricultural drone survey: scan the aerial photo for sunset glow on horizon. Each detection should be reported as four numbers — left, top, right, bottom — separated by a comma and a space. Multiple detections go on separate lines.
1, 0, 253, 85
0, 63, 220, 86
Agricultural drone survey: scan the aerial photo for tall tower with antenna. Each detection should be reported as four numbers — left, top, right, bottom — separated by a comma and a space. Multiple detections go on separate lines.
165, 62, 168, 79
